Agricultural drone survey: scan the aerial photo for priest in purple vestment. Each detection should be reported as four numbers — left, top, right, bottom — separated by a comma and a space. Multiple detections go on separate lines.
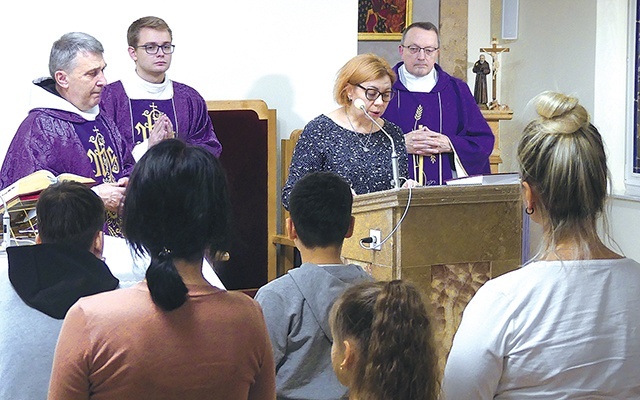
100, 16, 222, 160
0, 32, 135, 236
383, 22, 495, 186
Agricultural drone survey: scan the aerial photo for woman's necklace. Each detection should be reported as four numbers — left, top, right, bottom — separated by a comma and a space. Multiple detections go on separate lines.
345, 108, 374, 152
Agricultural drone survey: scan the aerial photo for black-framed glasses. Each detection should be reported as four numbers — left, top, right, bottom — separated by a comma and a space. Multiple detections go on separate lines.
401, 45, 439, 56
136, 44, 175, 55
356, 84, 396, 102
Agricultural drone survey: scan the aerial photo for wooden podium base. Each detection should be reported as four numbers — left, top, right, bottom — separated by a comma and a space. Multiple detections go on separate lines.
342, 184, 523, 374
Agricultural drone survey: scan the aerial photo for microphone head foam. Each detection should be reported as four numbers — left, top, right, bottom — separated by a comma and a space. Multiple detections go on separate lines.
353, 98, 366, 110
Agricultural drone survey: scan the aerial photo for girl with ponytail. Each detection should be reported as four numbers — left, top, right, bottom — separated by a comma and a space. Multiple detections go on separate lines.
443, 92, 640, 398
329, 280, 440, 400
49, 139, 276, 399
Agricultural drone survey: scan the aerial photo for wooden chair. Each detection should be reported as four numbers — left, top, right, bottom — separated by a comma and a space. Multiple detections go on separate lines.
271, 129, 302, 275
206, 100, 277, 290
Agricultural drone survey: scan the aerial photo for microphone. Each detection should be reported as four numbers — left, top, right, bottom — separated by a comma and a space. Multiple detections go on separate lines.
354, 99, 400, 189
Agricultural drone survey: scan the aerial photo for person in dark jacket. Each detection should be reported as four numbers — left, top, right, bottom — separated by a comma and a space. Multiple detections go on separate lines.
0, 181, 119, 400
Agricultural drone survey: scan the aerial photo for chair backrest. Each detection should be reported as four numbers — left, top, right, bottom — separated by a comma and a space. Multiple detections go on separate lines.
206, 100, 277, 289
271, 129, 302, 275
280, 129, 302, 228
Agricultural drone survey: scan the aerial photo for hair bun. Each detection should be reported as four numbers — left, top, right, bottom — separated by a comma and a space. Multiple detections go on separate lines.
533, 91, 589, 134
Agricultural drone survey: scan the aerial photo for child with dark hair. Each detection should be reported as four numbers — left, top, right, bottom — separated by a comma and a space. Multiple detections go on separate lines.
255, 171, 373, 400
330, 280, 440, 400
0, 181, 119, 400
49, 139, 275, 399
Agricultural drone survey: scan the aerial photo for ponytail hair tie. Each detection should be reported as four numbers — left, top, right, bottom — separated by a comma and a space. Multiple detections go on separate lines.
158, 247, 172, 260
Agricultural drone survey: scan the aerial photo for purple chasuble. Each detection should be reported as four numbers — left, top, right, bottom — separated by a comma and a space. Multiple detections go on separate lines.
0, 79, 135, 237
128, 99, 177, 145
100, 80, 222, 157
383, 63, 495, 185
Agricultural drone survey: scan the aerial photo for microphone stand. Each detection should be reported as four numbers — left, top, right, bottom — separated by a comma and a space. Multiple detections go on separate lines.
354, 99, 400, 189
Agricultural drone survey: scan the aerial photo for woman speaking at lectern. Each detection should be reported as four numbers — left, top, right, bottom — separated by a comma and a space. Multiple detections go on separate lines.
282, 53, 409, 210
443, 91, 640, 399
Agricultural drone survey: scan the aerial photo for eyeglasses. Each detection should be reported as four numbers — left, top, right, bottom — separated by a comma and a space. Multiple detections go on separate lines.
401, 45, 439, 56
136, 44, 175, 55
356, 84, 396, 102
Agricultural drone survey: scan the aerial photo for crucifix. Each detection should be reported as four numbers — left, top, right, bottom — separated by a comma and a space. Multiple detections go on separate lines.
480, 38, 510, 109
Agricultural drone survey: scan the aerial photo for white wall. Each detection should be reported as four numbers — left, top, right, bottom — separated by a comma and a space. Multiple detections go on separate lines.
594, 0, 629, 194
467, 0, 492, 94
469, 0, 639, 260
0, 1, 357, 161
593, 0, 640, 260
499, 0, 597, 174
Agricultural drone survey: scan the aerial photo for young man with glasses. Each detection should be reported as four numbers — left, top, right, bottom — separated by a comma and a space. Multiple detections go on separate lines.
383, 22, 495, 186
100, 16, 222, 160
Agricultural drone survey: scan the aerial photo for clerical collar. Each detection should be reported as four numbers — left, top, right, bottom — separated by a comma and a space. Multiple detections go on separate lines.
399, 64, 438, 93
31, 77, 99, 121
120, 68, 174, 100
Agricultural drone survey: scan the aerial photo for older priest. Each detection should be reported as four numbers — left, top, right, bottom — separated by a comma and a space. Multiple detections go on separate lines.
384, 22, 494, 185
0, 32, 134, 236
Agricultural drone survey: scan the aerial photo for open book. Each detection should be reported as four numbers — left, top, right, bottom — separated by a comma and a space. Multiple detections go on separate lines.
445, 172, 520, 186
0, 171, 96, 237
1, 170, 96, 211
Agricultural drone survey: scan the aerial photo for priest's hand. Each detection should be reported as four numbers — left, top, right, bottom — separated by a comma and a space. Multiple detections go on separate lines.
404, 127, 452, 155
93, 182, 127, 213
148, 114, 175, 148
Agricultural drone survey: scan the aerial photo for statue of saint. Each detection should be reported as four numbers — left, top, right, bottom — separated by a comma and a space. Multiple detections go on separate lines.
473, 55, 491, 107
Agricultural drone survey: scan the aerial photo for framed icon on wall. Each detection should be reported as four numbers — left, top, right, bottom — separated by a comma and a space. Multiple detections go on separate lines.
358, 0, 412, 41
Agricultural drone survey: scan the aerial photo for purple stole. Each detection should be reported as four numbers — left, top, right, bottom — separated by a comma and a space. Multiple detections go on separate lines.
75, 120, 121, 183
129, 99, 177, 144
403, 92, 454, 186
75, 119, 123, 236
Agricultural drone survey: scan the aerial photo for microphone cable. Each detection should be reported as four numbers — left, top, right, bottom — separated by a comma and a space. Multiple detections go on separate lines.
359, 180, 413, 250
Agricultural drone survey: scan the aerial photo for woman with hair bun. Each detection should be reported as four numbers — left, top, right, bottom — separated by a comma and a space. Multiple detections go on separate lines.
329, 280, 440, 400
443, 91, 640, 398
49, 139, 276, 399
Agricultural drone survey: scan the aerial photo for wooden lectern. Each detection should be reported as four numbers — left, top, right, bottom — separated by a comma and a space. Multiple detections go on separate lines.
341, 184, 523, 374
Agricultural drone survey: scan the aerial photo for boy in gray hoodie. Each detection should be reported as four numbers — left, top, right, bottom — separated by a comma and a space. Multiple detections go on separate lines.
255, 171, 373, 400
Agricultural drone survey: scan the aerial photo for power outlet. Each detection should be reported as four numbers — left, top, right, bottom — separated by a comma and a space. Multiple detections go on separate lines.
369, 229, 382, 251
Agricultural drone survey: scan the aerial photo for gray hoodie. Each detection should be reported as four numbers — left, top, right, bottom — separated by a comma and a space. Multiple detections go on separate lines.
255, 262, 373, 400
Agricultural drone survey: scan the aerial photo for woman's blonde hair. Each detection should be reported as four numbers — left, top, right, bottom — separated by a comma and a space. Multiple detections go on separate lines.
518, 91, 609, 259
333, 53, 396, 106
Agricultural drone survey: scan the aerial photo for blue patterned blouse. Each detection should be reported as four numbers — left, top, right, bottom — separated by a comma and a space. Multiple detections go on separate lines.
282, 114, 408, 209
